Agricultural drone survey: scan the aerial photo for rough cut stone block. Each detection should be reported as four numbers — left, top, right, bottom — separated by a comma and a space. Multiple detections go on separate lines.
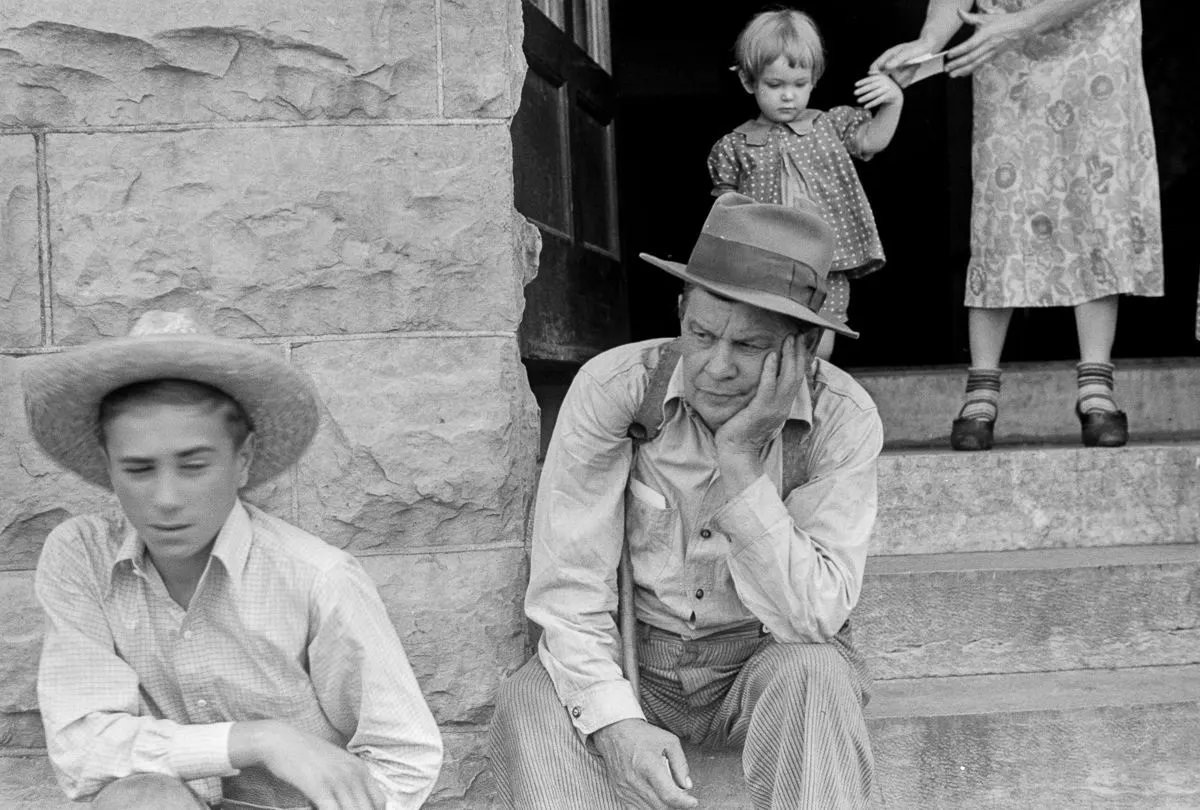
859, 545, 1200, 680
0, 571, 39, 715
363, 547, 527, 726
0, 135, 40, 348
441, 0, 524, 118
0, 752, 73, 809
294, 336, 538, 554
0, 1, 438, 127
0, 356, 118, 571
874, 442, 1200, 555
0, 711, 44, 749
426, 730, 502, 810
47, 126, 521, 343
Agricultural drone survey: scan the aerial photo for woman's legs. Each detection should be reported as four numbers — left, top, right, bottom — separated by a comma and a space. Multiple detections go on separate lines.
1074, 294, 1118, 365
956, 307, 1013, 422
968, 306, 1014, 371
1073, 295, 1126, 445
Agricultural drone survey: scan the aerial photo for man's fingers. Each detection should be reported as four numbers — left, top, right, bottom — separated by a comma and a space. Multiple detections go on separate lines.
663, 741, 692, 790
644, 763, 697, 809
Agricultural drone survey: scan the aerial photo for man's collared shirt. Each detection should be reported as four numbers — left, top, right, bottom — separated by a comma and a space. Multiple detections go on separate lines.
527, 338, 883, 736
35, 500, 443, 809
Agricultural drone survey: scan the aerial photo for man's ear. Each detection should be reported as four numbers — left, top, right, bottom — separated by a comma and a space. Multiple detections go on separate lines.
236, 433, 256, 489
738, 69, 756, 94
677, 293, 686, 323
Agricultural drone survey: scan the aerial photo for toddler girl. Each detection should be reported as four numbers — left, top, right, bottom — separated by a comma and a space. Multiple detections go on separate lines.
709, 9, 904, 358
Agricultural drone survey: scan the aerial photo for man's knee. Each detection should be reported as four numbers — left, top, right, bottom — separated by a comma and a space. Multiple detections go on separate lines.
755, 642, 863, 705
92, 774, 207, 810
494, 657, 560, 728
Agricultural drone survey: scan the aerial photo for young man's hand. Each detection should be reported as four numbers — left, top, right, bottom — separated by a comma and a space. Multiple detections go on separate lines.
229, 720, 386, 810
592, 719, 698, 810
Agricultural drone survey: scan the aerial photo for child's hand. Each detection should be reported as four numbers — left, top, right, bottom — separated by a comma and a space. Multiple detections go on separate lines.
854, 73, 903, 109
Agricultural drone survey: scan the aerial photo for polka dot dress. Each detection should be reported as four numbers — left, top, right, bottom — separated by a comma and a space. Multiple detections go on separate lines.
708, 108, 886, 284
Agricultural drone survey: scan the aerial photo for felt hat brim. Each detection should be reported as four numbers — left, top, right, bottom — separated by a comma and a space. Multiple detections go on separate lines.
22, 334, 320, 490
640, 253, 860, 339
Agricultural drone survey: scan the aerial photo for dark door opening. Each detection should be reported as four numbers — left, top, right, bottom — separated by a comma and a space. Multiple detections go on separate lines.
610, 0, 1199, 368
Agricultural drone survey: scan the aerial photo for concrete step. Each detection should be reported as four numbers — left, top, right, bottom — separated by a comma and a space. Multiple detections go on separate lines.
686, 664, 1200, 809
874, 440, 1200, 555
858, 544, 1200, 679
852, 358, 1200, 448
869, 664, 1200, 808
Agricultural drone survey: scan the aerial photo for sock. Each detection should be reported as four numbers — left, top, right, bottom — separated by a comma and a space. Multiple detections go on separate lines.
1077, 361, 1118, 414
958, 367, 1001, 421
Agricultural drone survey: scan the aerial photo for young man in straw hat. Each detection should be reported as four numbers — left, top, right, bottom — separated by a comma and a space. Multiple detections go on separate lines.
489, 193, 881, 809
22, 311, 442, 810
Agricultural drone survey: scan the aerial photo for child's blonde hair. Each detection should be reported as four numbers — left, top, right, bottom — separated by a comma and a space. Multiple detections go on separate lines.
735, 9, 825, 83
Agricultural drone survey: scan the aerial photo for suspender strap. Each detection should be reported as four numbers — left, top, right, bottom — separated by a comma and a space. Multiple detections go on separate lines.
628, 339, 684, 442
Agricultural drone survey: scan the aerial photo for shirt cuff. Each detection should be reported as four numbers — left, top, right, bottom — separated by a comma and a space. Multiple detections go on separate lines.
168, 721, 238, 781
565, 679, 645, 737
712, 474, 787, 551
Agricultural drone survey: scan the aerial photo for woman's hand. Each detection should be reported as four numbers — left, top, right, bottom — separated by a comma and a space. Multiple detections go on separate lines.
869, 37, 938, 87
944, 8, 1034, 77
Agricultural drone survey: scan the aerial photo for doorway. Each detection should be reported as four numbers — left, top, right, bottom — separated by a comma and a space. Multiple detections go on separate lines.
609, 0, 1199, 368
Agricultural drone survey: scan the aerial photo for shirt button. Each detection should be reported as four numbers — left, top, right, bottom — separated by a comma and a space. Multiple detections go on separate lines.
571, 706, 582, 718
699, 528, 712, 539
196, 699, 208, 709
695, 588, 705, 599
182, 629, 193, 640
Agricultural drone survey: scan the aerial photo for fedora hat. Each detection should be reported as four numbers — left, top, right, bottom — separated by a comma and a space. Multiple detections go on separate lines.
639, 192, 858, 338
22, 310, 321, 490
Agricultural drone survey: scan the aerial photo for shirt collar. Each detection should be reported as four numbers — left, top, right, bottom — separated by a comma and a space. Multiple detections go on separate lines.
734, 110, 820, 145
663, 353, 815, 428
108, 500, 253, 593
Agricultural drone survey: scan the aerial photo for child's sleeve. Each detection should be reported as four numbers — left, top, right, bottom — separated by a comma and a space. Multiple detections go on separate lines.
707, 135, 742, 197
826, 106, 874, 161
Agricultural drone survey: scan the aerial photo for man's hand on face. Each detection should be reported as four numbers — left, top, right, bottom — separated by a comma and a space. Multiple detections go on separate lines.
714, 333, 808, 488
229, 720, 386, 810
592, 719, 698, 810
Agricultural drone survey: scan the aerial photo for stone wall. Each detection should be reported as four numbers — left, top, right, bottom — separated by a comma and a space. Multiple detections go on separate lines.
0, 2, 539, 807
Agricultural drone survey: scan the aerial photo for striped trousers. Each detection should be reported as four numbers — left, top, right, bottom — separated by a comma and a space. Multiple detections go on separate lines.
489, 622, 874, 809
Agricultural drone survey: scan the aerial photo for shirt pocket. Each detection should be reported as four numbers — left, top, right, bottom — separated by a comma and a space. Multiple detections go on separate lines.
625, 479, 677, 590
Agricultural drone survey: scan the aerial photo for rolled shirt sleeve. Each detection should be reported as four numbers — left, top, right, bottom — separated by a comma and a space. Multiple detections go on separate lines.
525, 365, 647, 737
714, 402, 883, 642
307, 558, 444, 810
35, 521, 238, 801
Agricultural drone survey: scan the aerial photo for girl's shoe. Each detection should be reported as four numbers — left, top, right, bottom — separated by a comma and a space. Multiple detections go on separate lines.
1076, 405, 1128, 447
950, 416, 995, 451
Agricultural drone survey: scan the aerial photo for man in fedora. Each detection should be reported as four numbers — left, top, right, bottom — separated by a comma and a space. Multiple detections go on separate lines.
489, 193, 881, 809
22, 311, 442, 810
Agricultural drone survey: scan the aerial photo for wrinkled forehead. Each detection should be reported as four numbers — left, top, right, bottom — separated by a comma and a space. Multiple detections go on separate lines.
681, 287, 797, 339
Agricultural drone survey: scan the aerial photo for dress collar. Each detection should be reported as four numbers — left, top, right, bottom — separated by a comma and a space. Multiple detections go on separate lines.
734, 110, 820, 145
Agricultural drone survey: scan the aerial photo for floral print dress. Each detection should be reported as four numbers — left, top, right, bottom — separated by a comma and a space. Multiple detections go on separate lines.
965, 0, 1164, 308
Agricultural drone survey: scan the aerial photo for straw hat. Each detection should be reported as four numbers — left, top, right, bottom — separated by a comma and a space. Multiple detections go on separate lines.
639, 192, 858, 338
22, 311, 320, 489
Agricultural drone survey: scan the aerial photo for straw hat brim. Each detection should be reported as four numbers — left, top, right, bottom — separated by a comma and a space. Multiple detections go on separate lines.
22, 334, 320, 490
640, 253, 860, 339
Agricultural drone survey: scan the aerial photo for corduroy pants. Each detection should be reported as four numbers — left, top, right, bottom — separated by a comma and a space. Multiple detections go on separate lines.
489, 622, 874, 809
